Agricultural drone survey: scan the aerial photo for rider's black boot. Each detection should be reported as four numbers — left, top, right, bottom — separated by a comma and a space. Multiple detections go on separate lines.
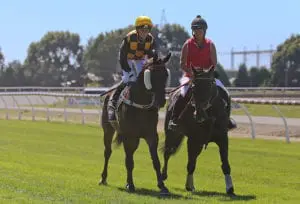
108, 83, 126, 121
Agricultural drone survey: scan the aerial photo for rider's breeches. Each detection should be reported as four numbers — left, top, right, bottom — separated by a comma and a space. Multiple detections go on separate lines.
122, 59, 146, 83
180, 76, 191, 97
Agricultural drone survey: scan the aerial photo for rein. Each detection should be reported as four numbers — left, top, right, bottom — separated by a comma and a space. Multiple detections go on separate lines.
119, 90, 156, 110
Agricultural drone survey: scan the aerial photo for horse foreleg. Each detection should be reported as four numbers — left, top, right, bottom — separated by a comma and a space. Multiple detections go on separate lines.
123, 137, 139, 192
162, 150, 170, 181
186, 137, 203, 192
147, 134, 169, 195
217, 134, 235, 196
99, 123, 115, 185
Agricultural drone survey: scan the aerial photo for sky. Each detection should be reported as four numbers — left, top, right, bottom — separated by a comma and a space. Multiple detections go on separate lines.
0, 0, 299, 69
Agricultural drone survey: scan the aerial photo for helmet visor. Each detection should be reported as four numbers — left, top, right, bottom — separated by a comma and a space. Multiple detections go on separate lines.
192, 25, 205, 30
136, 24, 152, 30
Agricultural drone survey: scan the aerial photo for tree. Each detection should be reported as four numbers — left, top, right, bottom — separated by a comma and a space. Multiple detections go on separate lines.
216, 63, 230, 86
84, 26, 134, 86
248, 66, 272, 87
159, 24, 190, 86
258, 66, 271, 86
271, 34, 300, 87
234, 64, 250, 87
0, 60, 23, 86
249, 66, 260, 87
24, 31, 84, 86
0, 48, 4, 69
160, 24, 190, 53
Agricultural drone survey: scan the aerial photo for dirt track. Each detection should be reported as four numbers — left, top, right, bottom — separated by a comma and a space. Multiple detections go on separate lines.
157, 115, 300, 142
2, 106, 300, 142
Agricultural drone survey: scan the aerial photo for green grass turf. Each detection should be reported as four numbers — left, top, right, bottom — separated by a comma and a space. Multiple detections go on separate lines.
1, 120, 300, 203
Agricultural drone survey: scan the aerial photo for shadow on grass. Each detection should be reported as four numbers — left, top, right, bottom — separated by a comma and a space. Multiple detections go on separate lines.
116, 187, 191, 200
174, 188, 256, 201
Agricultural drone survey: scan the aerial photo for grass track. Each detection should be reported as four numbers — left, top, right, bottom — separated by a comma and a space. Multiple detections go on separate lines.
232, 104, 300, 118
1, 120, 300, 203
22, 102, 300, 118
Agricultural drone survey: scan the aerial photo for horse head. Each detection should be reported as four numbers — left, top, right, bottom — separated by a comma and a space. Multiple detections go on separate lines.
136, 52, 171, 109
191, 65, 216, 111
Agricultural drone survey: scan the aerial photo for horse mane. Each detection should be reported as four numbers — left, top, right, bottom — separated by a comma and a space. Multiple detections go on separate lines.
135, 58, 155, 82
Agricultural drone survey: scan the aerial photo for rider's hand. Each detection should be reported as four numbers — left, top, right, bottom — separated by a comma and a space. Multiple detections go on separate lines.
188, 70, 194, 78
123, 67, 131, 73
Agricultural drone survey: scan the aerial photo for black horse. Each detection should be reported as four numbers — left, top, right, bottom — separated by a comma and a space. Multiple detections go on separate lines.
162, 66, 235, 195
99, 53, 171, 195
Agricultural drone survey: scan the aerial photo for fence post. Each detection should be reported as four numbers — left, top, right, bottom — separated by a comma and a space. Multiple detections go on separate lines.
25, 95, 35, 121
238, 103, 256, 140
39, 94, 50, 122
73, 95, 85, 125
0, 96, 9, 120
92, 96, 102, 127
11, 95, 22, 120
272, 105, 290, 143
79, 98, 85, 125
63, 96, 68, 123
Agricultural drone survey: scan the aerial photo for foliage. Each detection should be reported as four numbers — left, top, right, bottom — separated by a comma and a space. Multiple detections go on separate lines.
271, 34, 300, 87
23, 31, 85, 86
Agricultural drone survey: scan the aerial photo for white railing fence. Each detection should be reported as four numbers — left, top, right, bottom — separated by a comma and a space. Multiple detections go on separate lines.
231, 98, 300, 144
1, 92, 299, 143
1, 86, 300, 93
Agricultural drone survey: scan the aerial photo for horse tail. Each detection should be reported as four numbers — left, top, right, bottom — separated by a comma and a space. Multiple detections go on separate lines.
114, 133, 123, 146
160, 103, 185, 155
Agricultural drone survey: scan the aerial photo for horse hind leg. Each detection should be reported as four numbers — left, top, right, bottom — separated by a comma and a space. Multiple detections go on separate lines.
99, 96, 116, 185
99, 122, 115, 185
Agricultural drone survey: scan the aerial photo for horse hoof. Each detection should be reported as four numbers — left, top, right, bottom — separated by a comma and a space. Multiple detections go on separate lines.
99, 180, 107, 186
227, 187, 235, 196
160, 188, 170, 196
186, 186, 195, 192
125, 183, 135, 192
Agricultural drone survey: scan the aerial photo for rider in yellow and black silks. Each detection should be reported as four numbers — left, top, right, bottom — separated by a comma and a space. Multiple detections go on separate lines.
108, 15, 157, 121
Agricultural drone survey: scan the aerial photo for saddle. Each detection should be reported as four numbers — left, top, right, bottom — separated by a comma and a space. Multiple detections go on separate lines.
168, 86, 217, 123
108, 85, 131, 116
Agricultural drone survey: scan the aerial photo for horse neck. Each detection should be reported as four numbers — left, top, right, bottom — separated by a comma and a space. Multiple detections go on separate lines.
130, 81, 153, 104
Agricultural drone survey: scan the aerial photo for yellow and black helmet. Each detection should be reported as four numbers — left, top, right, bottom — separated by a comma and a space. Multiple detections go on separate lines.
135, 16, 153, 29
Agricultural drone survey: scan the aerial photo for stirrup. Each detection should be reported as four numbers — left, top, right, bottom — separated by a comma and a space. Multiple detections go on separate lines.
108, 106, 117, 122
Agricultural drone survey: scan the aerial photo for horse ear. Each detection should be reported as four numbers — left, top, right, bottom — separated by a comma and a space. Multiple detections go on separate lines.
163, 52, 172, 64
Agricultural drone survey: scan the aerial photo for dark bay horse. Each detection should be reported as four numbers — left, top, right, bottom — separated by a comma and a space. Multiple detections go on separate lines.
162, 67, 235, 195
99, 53, 171, 195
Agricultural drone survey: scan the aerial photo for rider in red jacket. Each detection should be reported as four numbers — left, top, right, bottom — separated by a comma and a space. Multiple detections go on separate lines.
168, 15, 237, 131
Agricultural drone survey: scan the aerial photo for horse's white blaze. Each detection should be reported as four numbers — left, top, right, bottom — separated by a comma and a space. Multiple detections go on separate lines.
225, 174, 233, 191
144, 69, 152, 90
166, 68, 171, 87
